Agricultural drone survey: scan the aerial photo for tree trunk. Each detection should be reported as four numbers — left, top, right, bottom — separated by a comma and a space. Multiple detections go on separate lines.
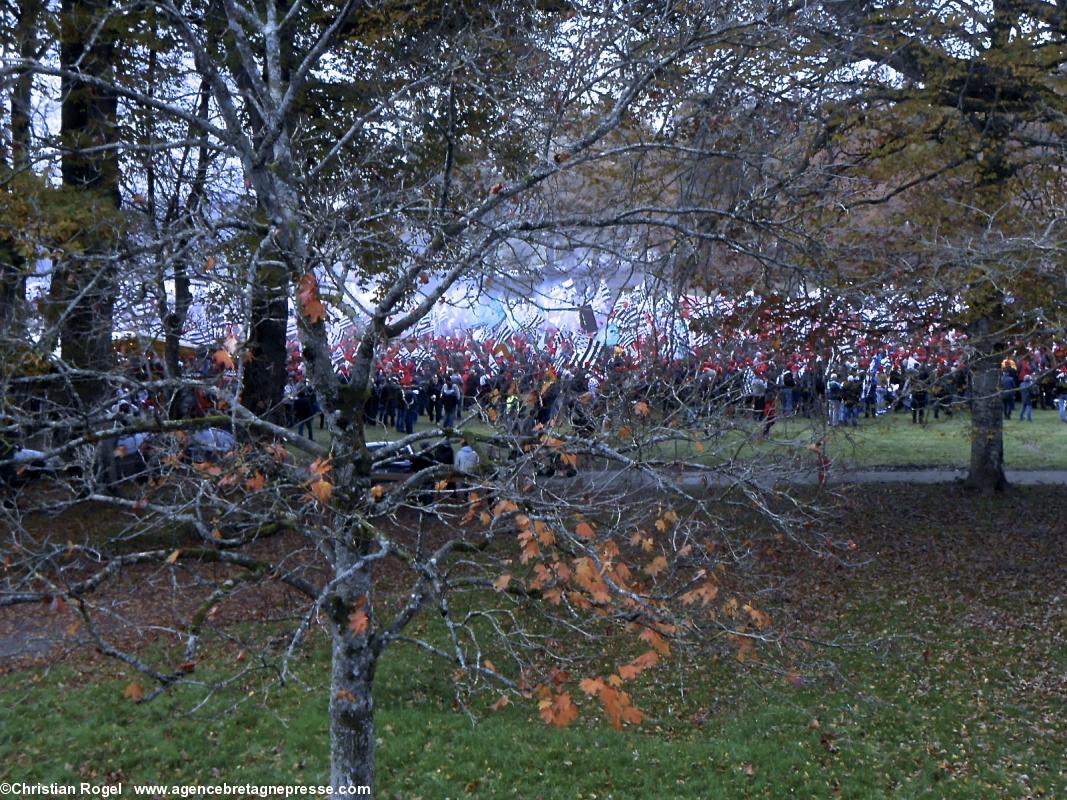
0, 0, 42, 343
967, 318, 1007, 492
55, 0, 120, 410
241, 271, 290, 420
11, 1, 40, 171
328, 542, 377, 793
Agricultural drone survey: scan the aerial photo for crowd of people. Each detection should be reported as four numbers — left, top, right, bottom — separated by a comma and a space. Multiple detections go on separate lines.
278, 334, 1067, 440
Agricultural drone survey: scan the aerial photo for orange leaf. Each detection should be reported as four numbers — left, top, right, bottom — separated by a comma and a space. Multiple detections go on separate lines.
634, 401, 650, 417
304, 298, 326, 324
597, 683, 643, 730
680, 578, 719, 606
309, 457, 332, 478
743, 603, 772, 630
538, 691, 579, 728
348, 608, 369, 635
245, 471, 267, 492
733, 635, 755, 663
370, 484, 385, 500
489, 694, 509, 711
124, 682, 145, 701
574, 521, 595, 540
165, 549, 181, 564
579, 677, 606, 696
308, 479, 332, 504
573, 557, 610, 604
213, 349, 234, 369
483, 659, 497, 673
204, 255, 217, 271
297, 273, 327, 323
639, 628, 671, 656
520, 539, 540, 564
530, 563, 551, 590
494, 573, 512, 592
537, 525, 556, 547
617, 650, 659, 681
336, 689, 357, 703
493, 499, 519, 516
644, 555, 668, 577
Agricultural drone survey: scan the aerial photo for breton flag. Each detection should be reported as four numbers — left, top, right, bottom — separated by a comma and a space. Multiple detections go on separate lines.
613, 283, 646, 334
591, 278, 612, 312
517, 310, 546, 342
410, 343, 435, 369
552, 330, 574, 373
412, 310, 435, 340
567, 331, 605, 369
553, 349, 570, 374
615, 326, 640, 351
474, 314, 515, 345
572, 338, 604, 369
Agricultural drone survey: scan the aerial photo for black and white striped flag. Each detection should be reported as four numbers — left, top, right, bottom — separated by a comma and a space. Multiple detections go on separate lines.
571, 337, 604, 368
590, 279, 612, 313
412, 311, 435, 340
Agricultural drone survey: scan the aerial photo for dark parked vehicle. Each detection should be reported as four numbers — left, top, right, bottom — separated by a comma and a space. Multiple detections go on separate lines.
366, 440, 454, 482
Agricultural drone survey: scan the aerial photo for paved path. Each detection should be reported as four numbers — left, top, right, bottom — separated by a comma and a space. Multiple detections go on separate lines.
806, 468, 1067, 485
550, 467, 1067, 493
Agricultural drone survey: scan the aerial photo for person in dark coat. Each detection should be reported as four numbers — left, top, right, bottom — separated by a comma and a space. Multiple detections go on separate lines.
910, 367, 930, 425
293, 381, 318, 440
440, 377, 461, 428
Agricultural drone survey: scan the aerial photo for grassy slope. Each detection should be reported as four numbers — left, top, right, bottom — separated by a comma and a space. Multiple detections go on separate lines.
305, 406, 1067, 471
1, 487, 1063, 798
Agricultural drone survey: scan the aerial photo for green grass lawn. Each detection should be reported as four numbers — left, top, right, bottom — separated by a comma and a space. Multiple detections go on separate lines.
4, 630, 1061, 798
800, 407, 1067, 469
639, 408, 1067, 471
2, 487, 1063, 798
299, 406, 1067, 471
